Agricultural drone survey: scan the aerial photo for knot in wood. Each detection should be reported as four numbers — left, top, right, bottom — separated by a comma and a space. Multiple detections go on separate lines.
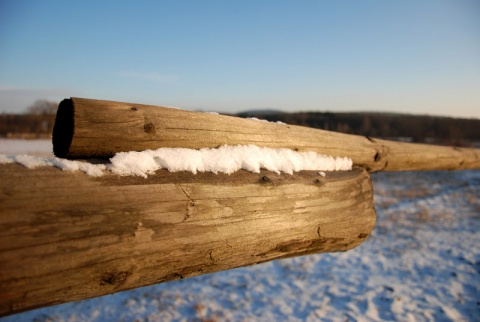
100, 271, 129, 286
259, 175, 274, 186
144, 123, 156, 134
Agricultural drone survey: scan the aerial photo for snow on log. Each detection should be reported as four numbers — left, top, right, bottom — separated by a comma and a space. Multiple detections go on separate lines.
1, 145, 353, 177
53, 97, 480, 172
0, 164, 375, 316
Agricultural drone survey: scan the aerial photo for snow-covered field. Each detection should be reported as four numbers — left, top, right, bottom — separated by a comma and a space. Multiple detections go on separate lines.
2, 140, 479, 322
0, 139, 53, 157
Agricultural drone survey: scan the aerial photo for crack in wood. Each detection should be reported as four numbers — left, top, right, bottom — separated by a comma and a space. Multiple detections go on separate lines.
365, 136, 376, 143
254, 237, 352, 260
180, 186, 195, 222
208, 250, 218, 265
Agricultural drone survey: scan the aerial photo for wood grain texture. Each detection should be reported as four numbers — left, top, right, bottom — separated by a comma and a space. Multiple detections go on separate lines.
52, 97, 480, 172
0, 165, 375, 316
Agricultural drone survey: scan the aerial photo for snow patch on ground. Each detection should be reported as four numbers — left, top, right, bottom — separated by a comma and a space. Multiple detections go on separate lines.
0, 139, 53, 156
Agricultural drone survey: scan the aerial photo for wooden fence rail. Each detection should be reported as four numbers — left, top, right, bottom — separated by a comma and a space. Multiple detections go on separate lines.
1, 97, 479, 316
53, 98, 480, 172
0, 165, 375, 315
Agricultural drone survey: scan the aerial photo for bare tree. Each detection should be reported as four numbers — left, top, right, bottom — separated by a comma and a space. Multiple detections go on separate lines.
26, 99, 58, 115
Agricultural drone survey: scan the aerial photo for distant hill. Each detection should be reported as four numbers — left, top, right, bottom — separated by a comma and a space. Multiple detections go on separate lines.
236, 111, 480, 147
237, 109, 285, 116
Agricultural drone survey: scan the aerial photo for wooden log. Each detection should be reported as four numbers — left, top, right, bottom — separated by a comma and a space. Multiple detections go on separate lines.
0, 164, 375, 316
52, 97, 480, 172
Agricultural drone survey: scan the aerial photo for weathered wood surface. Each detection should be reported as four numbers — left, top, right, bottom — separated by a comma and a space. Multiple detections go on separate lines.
0, 164, 375, 316
53, 97, 480, 172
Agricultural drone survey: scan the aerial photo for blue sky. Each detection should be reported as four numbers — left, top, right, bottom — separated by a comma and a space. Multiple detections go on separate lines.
1, 0, 479, 118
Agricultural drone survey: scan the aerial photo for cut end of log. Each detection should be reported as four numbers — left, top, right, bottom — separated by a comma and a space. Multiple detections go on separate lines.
52, 99, 74, 158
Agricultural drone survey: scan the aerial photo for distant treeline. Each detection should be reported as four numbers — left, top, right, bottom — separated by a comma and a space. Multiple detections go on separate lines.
0, 100, 58, 138
0, 114, 56, 138
237, 111, 480, 147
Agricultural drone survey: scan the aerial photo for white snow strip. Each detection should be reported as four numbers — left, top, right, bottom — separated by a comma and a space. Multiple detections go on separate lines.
0, 145, 352, 177
247, 117, 286, 125
109, 145, 352, 177
0, 154, 106, 176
